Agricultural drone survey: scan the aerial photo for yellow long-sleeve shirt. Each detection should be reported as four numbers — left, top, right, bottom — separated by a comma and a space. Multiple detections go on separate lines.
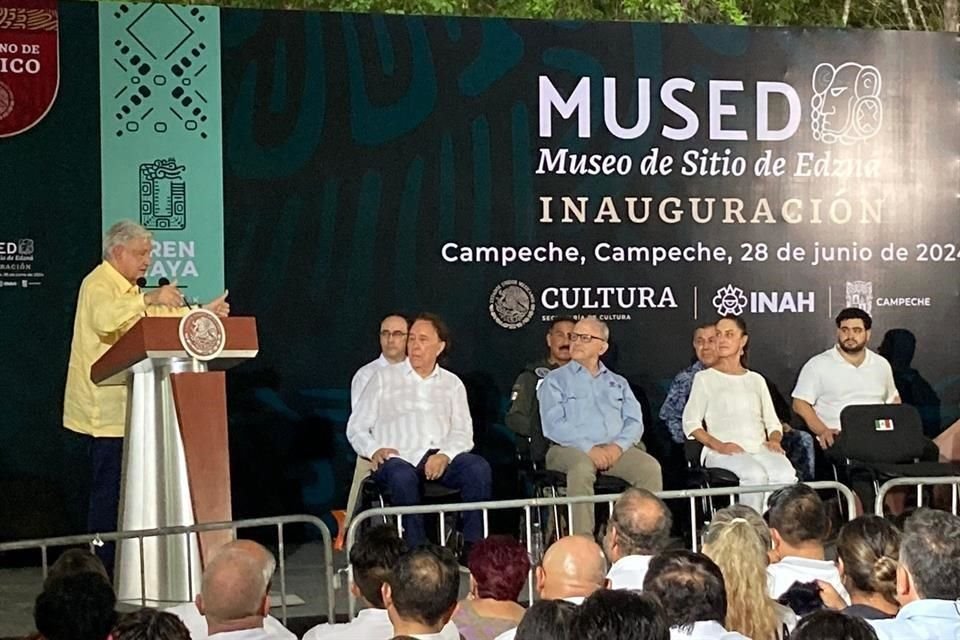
63, 261, 184, 437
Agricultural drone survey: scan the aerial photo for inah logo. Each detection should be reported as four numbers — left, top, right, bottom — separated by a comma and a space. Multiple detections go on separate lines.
811, 62, 882, 145
489, 280, 535, 329
713, 284, 747, 315
845, 280, 873, 315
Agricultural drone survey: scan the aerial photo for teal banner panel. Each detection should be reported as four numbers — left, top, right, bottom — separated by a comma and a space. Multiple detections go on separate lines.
99, 1, 223, 301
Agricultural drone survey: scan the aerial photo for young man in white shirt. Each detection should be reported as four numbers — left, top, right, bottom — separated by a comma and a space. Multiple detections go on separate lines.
792, 307, 900, 456
766, 484, 850, 603
603, 488, 673, 590
644, 550, 750, 639
303, 525, 457, 640
345, 313, 410, 523
348, 313, 492, 548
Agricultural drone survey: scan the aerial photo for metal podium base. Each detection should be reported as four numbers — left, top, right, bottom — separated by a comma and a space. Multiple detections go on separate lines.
116, 358, 204, 603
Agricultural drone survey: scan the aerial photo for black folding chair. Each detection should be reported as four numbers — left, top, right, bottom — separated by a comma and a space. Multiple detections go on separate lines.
836, 404, 960, 513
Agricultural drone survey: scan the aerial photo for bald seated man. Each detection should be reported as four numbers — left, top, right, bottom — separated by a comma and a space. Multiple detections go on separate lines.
494, 535, 609, 640
166, 540, 294, 640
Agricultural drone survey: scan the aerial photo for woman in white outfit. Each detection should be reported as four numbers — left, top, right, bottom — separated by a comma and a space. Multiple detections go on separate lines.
682, 315, 796, 511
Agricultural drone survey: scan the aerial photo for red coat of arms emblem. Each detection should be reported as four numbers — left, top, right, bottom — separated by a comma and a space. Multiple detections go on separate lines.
0, 0, 59, 138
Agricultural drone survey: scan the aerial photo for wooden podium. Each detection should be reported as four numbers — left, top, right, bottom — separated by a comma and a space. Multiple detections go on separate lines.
91, 316, 258, 604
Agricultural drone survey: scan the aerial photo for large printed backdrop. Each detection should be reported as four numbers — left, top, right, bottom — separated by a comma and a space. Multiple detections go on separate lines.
222, 12, 959, 405
0, 4, 958, 538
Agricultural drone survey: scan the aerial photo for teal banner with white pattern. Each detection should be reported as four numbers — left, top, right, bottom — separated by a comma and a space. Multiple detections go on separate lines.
99, 1, 223, 301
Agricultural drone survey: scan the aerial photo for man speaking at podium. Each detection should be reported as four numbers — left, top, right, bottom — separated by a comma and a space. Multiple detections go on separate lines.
63, 220, 229, 571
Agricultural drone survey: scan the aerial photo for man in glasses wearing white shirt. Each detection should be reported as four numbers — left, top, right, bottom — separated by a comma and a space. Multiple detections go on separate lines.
348, 313, 492, 549
538, 315, 663, 537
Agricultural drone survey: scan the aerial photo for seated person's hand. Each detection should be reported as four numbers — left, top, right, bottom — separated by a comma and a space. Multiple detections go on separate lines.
371, 447, 399, 470
815, 580, 846, 610
817, 428, 840, 449
602, 443, 624, 467
424, 453, 451, 480
763, 439, 785, 455
714, 441, 745, 455
587, 445, 612, 470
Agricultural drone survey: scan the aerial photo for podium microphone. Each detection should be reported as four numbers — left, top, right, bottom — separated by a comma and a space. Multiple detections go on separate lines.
136, 277, 147, 288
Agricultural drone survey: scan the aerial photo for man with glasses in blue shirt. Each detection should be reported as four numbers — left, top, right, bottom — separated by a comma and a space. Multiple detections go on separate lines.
538, 316, 663, 537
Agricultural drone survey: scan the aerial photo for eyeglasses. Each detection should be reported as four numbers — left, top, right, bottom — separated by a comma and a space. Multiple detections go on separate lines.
379, 330, 408, 340
568, 332, 606, 343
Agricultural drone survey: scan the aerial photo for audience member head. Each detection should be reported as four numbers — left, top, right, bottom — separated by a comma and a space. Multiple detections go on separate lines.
467, 535, 530, 603
603, 488, 672, 564
378, 313, 410, 364
546, 316, 576, 365
790, 609, 879, 640
514, 599, 577, 640
644, 550, 727, 631
34, 572, 117, 640
715, 315, 748, 366
350, 524, 409, 609
383, 544, 460, 635
767, 484, 830, 557
113, 609, 191, 640
536, 535, 608, 600
835, 307, 872, 354
196, 540, 275, 633
571, 589, 670, 640
692, 322, 718, 367
836, 515, 900, 607
897, 508, 960, 604
408, 313, 449, 374
44, 548, 109, 590
702, 505, 779, 640
569, 315, 609, 368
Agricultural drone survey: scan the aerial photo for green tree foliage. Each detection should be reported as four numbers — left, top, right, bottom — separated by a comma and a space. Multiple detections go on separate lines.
101, 0, 957, 30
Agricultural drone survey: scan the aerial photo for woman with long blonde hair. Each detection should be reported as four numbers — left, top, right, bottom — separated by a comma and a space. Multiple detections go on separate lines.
702, 505, 795, 640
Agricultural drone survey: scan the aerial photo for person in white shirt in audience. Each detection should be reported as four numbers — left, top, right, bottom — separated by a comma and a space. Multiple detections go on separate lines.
791, 307, 900, 456
166, 540, 293, 640
766, 484, 850, 604
570, 589, 671, 640
303, 525, 458, 640
682, 315, 796, 512
181, 540, 284, 640
347, 312, 492, 548
703, 505, 797, 639
869, 509, 960, 640
383, 545, 463, 640
644, 550, 750, 640
602, 488, 673, 590
495, 535, 608, 640
345, 313, 410, 523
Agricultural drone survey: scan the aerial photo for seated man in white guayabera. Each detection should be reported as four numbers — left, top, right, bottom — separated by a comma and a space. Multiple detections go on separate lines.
344, 313, 410, 522
682, 315, 796, 512
538, 315, 662, 536
348, 313, 492, 549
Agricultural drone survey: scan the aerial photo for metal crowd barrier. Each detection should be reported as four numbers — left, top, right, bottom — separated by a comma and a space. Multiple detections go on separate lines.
0, 515, 336, 626
344, 481, 856, 617
874, 476, 960, 516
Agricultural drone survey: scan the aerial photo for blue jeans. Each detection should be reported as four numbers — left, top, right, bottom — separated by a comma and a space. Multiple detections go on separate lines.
373, 452, 492, 546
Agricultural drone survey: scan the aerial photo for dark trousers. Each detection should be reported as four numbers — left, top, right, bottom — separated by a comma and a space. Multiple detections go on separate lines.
87, 436, 123, 576
373, 452, 492, 546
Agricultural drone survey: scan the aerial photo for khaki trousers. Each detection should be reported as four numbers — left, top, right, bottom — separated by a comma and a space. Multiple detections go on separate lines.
546, 444, 663, 536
